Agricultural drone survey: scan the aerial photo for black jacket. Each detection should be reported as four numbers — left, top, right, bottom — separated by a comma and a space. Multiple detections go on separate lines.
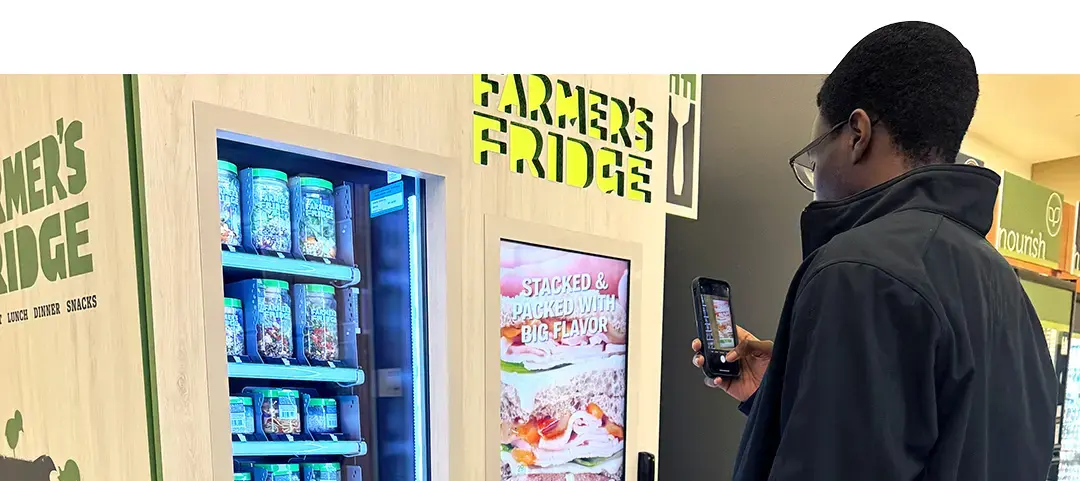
733, 165, 1057, 481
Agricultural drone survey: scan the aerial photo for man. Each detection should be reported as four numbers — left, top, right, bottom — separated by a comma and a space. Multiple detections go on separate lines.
691, 21, 1057, 480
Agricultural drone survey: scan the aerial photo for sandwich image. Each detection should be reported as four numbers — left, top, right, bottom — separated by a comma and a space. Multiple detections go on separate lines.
500, 365, 626, 480
500, 271, 630, 373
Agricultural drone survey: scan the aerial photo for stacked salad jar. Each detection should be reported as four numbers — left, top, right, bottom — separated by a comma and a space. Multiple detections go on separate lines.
245, 168, 292, 254
290, 176, 337, 259
224, 297, 245, 356
255, 280, 293, 359
218, 160, 242, 248
296, 284, 338, 362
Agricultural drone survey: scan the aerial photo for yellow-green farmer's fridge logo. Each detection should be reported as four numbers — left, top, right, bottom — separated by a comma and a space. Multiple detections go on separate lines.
1, 410, 81, 481
666, 74, 701, 219
997, 172, 1064, 269
472, 74, 657, 203
0, 119, 97, 321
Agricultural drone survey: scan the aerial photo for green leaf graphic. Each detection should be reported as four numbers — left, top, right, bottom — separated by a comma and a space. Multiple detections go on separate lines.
5, 410, 23, 452
57, 459, 81, 481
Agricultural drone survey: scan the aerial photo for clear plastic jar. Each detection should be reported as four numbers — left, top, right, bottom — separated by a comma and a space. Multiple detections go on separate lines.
255, 279, 293, 359
297, 284, 338, 362
224, 297, 245, 356
253, 389, 301, 435
218, 160, 242, 247
305, 398, 339, 434
291, 176, 337, 259
254, 463, 300, 481
248, 168, 291, 253
229, 396, 255, 435
303, 463, 341, 481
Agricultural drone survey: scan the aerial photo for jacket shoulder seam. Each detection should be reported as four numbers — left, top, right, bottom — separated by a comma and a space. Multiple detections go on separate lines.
797, 260, 945, 330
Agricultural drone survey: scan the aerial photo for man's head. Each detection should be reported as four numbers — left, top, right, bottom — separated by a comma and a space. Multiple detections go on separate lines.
796, 21, 979, 201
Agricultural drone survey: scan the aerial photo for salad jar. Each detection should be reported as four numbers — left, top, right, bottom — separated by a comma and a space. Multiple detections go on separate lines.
218, 160, 242, 247
252, 388, 301, 435
246, 168, 291, 253
296, 284, 338, 362
255, 279, 293, 359
223, 297, 245, 356
254, 464, 300, 481
305, 398, 339, 434
303, 463, 341, 481
229, 396, 255, 435
290, 176, 337, 259
234, 473, 252, 481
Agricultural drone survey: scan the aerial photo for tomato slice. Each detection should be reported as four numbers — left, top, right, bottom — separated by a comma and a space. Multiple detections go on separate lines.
501, 326, 522, 341
605, 422, 625, 440
537, 415, 569, 440
511, 448, 537, 467
586, 403, 605, 419
514, 421, 541, 446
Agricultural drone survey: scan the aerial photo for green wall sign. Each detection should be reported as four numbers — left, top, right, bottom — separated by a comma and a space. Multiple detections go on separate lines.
997, 172, 1065, 269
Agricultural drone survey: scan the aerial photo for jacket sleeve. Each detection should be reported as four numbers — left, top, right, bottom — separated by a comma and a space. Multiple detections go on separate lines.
769, 261, 947, 481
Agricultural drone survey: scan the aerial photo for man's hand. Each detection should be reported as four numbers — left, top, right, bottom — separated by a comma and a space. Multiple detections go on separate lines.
692, 326, 773, 402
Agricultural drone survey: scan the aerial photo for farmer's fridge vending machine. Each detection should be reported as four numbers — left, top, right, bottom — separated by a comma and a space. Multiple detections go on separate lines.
215, 132, 430, 481
1057, 298, 1080, 481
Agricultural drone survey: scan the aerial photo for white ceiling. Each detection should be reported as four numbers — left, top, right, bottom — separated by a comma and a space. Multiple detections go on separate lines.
967, 75, 1080, 164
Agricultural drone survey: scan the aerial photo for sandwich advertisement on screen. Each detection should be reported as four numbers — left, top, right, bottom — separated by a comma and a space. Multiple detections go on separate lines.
499, 240, 631, 481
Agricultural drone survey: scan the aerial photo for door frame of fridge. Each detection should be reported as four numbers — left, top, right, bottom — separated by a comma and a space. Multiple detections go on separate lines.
482, 215, 645, 481
188, 102, 464, 481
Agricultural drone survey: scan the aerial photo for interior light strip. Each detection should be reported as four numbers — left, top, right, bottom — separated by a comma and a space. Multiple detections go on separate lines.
408, 193, 429, 481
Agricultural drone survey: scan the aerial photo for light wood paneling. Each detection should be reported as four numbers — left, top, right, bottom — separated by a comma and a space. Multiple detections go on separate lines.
0, 76, 153, 480
137, 75, 670, 481
1033, 155, 1080, 200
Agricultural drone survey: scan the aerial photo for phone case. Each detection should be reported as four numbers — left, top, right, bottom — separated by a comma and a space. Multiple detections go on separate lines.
691, 277, 741, 379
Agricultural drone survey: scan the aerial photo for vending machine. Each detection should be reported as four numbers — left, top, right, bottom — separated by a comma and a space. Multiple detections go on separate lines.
215, 131, 430, 481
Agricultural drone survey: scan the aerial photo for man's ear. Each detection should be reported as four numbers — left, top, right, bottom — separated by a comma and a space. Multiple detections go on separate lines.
847, 108, 873, 164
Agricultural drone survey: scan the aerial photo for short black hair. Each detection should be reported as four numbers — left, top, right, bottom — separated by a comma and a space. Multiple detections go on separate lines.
816, 21, 979, 166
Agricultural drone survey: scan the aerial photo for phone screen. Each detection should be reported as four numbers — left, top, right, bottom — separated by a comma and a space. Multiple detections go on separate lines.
700, 294, 736, 351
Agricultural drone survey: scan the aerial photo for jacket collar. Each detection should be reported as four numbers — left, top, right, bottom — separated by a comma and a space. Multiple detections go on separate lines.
800, 164, 1001, 258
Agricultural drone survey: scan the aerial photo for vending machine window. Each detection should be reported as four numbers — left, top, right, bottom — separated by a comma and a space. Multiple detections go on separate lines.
215, 131, 430, 481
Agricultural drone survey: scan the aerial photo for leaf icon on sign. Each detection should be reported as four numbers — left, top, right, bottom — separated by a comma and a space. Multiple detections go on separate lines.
57, 459, 81, 481
5, 410, 23, 455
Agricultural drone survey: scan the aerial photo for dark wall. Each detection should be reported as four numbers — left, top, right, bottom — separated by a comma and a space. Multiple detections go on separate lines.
657, 75, 824, 480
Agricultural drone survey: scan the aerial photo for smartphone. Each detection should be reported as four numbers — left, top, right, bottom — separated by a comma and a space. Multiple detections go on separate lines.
691, 277, 741, 378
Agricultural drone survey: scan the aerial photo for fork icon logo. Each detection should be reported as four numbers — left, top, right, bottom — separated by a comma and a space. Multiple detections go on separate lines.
667, 74, 702, 218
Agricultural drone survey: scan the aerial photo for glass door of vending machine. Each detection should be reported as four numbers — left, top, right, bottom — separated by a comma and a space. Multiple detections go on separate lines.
1059, 298, 1080, 481
1018, 271, 1077, 481
215, 132, 430, 481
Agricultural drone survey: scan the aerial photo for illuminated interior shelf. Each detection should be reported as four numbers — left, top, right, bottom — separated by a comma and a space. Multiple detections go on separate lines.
232, 440, 367, 457
227, 362, 365, 386
221, 251, 362, 284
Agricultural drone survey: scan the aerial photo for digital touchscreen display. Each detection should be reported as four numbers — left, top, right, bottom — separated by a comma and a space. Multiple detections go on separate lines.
498, 240, 630, 481
701, 294, 735, 350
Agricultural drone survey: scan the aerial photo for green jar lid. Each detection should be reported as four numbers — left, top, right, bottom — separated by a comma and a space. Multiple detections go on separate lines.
229, 396, 253, 406
303, 284, 336, 295
252, 388, 298, 399
297, 176, 333, 191
224, 297, 242, 309
261, 279, 289, 290
218, 160, 238, 174
309, 398, 326, 407
233, 473, 252, 481
254, 464, 299, 473
308, 463, 340, 471
250, 168, 288, 182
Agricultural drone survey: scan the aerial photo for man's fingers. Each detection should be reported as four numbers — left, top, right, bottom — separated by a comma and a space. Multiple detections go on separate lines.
691, 338, 702, 351
703, 376, 726, 389
692, 354, 704, 368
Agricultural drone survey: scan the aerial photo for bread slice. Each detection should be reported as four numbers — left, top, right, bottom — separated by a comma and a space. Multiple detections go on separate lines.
501, 367, 626, 426
502, 472, 620, 481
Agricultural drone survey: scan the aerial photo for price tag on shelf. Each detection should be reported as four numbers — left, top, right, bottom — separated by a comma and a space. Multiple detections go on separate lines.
237, 434, 247, 442
282, 359, 291, 366
232, 356, 242, 363
329, 434, 338, 442
328, 361, 336, 369
286, 434, 294, 442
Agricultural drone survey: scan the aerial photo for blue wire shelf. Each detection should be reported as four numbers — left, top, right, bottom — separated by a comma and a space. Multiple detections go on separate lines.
222, 251, 362, 285
227, 362, 365, 386
232, 440, 367, 457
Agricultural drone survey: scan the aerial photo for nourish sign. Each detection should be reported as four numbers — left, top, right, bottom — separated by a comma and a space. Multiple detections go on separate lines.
996, 172, 1065, 269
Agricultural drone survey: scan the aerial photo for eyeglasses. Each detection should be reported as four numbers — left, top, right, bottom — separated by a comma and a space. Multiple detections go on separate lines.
788, 121, 846, 193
